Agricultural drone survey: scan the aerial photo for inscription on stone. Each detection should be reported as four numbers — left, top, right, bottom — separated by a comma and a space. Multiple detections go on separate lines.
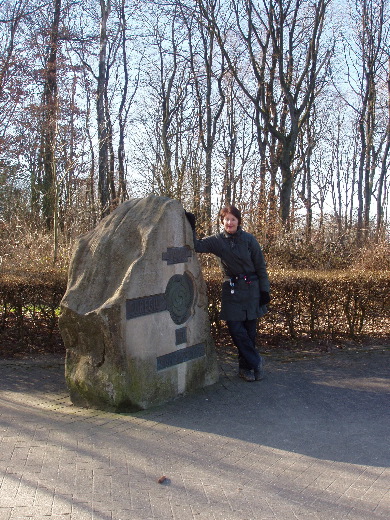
156, 343, 206, 371
126, 294, 167, 320
175, 327, 187, 345
126, 273, 194, 324
165, 273, 194, 325
162, 246, 192, 265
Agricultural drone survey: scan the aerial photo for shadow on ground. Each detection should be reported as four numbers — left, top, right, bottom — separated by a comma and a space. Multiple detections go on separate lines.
1, 348, 389, 469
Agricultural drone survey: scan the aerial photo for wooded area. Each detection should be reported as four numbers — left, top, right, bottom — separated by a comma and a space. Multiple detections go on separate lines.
0, 0, 389, 252
1, 1, 390, 359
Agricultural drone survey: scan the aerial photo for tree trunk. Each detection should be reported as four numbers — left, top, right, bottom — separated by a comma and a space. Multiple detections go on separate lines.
196, 0, 330, 231
97, 0, 111, 218
39, 0, 61, 230
184, 2, 225, 234
376, 58, 390, 239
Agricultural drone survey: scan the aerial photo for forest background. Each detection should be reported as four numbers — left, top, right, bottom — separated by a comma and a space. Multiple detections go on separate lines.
0, 0, 389, 359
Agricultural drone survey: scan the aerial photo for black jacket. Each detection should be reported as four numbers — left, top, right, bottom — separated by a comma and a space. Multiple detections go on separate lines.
193, 227, 270, 321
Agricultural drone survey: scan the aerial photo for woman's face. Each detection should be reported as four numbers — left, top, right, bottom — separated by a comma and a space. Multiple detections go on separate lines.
223, 212, 239, 234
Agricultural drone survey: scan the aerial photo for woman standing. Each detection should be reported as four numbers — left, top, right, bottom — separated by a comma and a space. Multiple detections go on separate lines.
186, 205, 270, 382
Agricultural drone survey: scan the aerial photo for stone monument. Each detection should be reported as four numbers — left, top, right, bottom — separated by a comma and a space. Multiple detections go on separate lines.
59, 195, 219, 411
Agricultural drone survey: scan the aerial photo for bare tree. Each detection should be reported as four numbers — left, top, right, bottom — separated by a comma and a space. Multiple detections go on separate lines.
0, 1, 33, 212
375, 56, 390, 239
340, 0, 390, 243
181, 0, 225, 233
135, 4, 193, 199
196, 0, 332, 231
0, 0, 27, 100
37, 0, 62, 240
96, 0, 112, 217
115, 0, 140, 203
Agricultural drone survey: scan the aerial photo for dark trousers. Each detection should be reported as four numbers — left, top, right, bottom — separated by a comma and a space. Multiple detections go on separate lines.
226, 319, 261, 370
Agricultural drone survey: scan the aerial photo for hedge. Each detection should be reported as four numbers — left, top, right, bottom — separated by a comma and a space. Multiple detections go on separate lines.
0, 270, 67, 356
1, 269, 389, 356
207, 270, 390, 342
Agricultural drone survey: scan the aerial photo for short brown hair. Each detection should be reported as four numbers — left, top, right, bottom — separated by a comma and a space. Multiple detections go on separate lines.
220, 205, 241, 226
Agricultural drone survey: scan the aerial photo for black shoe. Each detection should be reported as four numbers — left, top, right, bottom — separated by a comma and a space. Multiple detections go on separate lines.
254, 359, 264, 381
239, 369, 255, 382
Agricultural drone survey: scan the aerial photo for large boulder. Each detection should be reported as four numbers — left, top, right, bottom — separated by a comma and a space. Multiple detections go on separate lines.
59, 195, 219, 411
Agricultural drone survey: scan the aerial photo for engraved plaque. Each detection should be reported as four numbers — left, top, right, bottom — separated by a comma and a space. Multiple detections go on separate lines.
126, 294, 167, 319
156, 343, 206, 370
165, 272, 194, 325
175, 327, 187, 345
126, 273, 194, 324
162, 246, 192, 265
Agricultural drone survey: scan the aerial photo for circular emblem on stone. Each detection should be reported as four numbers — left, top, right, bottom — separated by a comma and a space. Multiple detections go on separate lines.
165, 272, 194, 324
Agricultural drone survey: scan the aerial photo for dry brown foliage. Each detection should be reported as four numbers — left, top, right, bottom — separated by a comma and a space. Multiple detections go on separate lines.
205, 268, 390, 357
0, 217, 71, 274
0, 217, 389, 358
0, 218, 69, 357
262, 229, 390, 270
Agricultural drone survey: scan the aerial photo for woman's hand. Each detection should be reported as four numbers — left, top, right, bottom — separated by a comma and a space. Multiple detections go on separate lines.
185, 211, 196, 231
260, 291, 271, 305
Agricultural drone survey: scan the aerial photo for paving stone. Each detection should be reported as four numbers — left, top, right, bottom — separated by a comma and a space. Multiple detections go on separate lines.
0, 510, 11, 520
0, 349, 389, 519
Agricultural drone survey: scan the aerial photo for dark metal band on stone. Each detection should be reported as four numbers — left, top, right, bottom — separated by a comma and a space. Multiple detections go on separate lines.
156, 343, 205, 371
162, 246, 192, 265
175, 327, 187, 345
126, 294, 166, 320
126, 272, 194, 325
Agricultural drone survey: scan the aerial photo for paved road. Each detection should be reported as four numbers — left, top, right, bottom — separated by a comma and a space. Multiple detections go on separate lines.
0, 348, 389, 519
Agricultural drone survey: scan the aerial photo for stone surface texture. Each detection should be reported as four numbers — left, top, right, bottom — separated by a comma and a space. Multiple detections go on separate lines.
59, 195, 218, 411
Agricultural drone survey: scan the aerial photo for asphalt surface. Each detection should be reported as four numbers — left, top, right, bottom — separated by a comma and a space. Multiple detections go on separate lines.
0, 347, 389, 519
